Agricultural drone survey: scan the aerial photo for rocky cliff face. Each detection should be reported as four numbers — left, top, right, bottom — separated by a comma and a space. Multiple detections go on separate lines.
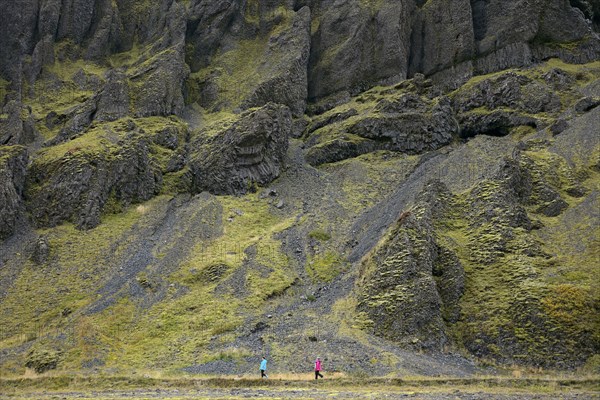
0, 0, 599, 376
0, 146, 28, 239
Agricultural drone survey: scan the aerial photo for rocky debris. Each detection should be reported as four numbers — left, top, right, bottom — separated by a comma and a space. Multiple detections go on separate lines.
189, 103, 291, 195
357, 181, 464, 351
26, 132, 162, 230
0, 146, 28, 240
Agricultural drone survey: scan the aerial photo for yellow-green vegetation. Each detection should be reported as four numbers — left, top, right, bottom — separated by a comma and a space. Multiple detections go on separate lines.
176, 194, 296, 307
0, 144, 27, 163
433, 144, 600, 367
89, 193, 298, 371
332, 152, 419, 212
360, 0, 385, 12
107, 43, 143, 68
308, 229, 331, 241
0, 189, 301, 373
451, 58, 600, 116
330, 296, 374, 342
161, 167, 191, 195
1, 374, 599, 399
187, 3, 295, 111
31, 116, 185, 177
27, 56, 107, 139
307, 251, 347, 283
243, 1, 292, 27
0, 199, 160, 373
33, 126, 115, 164
189, 38, 268, 110
0, 76, 8, 104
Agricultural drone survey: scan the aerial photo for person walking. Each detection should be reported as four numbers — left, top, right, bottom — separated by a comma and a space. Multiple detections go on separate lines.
314, 357, 323, 380
260, 356, 268, 379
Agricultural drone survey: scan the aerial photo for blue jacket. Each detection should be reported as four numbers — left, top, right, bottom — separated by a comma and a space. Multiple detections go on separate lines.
260, 359, 267, 370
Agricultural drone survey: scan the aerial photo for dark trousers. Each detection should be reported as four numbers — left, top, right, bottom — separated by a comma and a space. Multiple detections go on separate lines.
315, 370, 323, 379
261, 369, 267, 378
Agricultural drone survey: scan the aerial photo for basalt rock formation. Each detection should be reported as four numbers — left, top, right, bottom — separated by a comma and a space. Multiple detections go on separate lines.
189, 102, 291, 195
0, 0, 599, 377
0, 146, 28, 239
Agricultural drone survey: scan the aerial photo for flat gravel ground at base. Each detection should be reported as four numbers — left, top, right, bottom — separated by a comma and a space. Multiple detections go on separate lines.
1, 388, 597, 400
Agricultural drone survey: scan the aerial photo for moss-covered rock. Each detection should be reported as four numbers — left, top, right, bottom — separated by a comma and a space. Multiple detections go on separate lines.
26, 126, 163, 230
25, 344, 61, 373
304, 80, 457, 165
357, 181, 464, 350
189, 103, 291, 195
435, 154, 599, 368
187, 5, 310, 117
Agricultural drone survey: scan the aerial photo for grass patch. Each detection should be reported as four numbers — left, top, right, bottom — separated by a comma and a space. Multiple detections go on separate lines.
308, 229, 331, 241
307, 251, 347, 283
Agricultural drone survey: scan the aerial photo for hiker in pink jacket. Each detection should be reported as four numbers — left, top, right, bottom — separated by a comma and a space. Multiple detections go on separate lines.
314, 357, 324, 380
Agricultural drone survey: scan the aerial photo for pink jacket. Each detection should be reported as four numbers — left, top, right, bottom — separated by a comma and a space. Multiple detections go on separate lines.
315, 359, 322, 371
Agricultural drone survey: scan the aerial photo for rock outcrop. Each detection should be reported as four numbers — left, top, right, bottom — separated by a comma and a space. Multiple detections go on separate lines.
305, 76, 458, 165
357, 146, 598, 368
187, 4, 311, 117
358, 181, 464, 350
26, 125, 165, 230
0, 0, 598, 374
0, 146, 28, 240
413, 0, 600, 89
308, 0, 412, 100
189, 103, 291, 195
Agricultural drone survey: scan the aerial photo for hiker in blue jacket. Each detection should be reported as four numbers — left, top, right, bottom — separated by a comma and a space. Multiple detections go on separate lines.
260, 356, 268, 378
